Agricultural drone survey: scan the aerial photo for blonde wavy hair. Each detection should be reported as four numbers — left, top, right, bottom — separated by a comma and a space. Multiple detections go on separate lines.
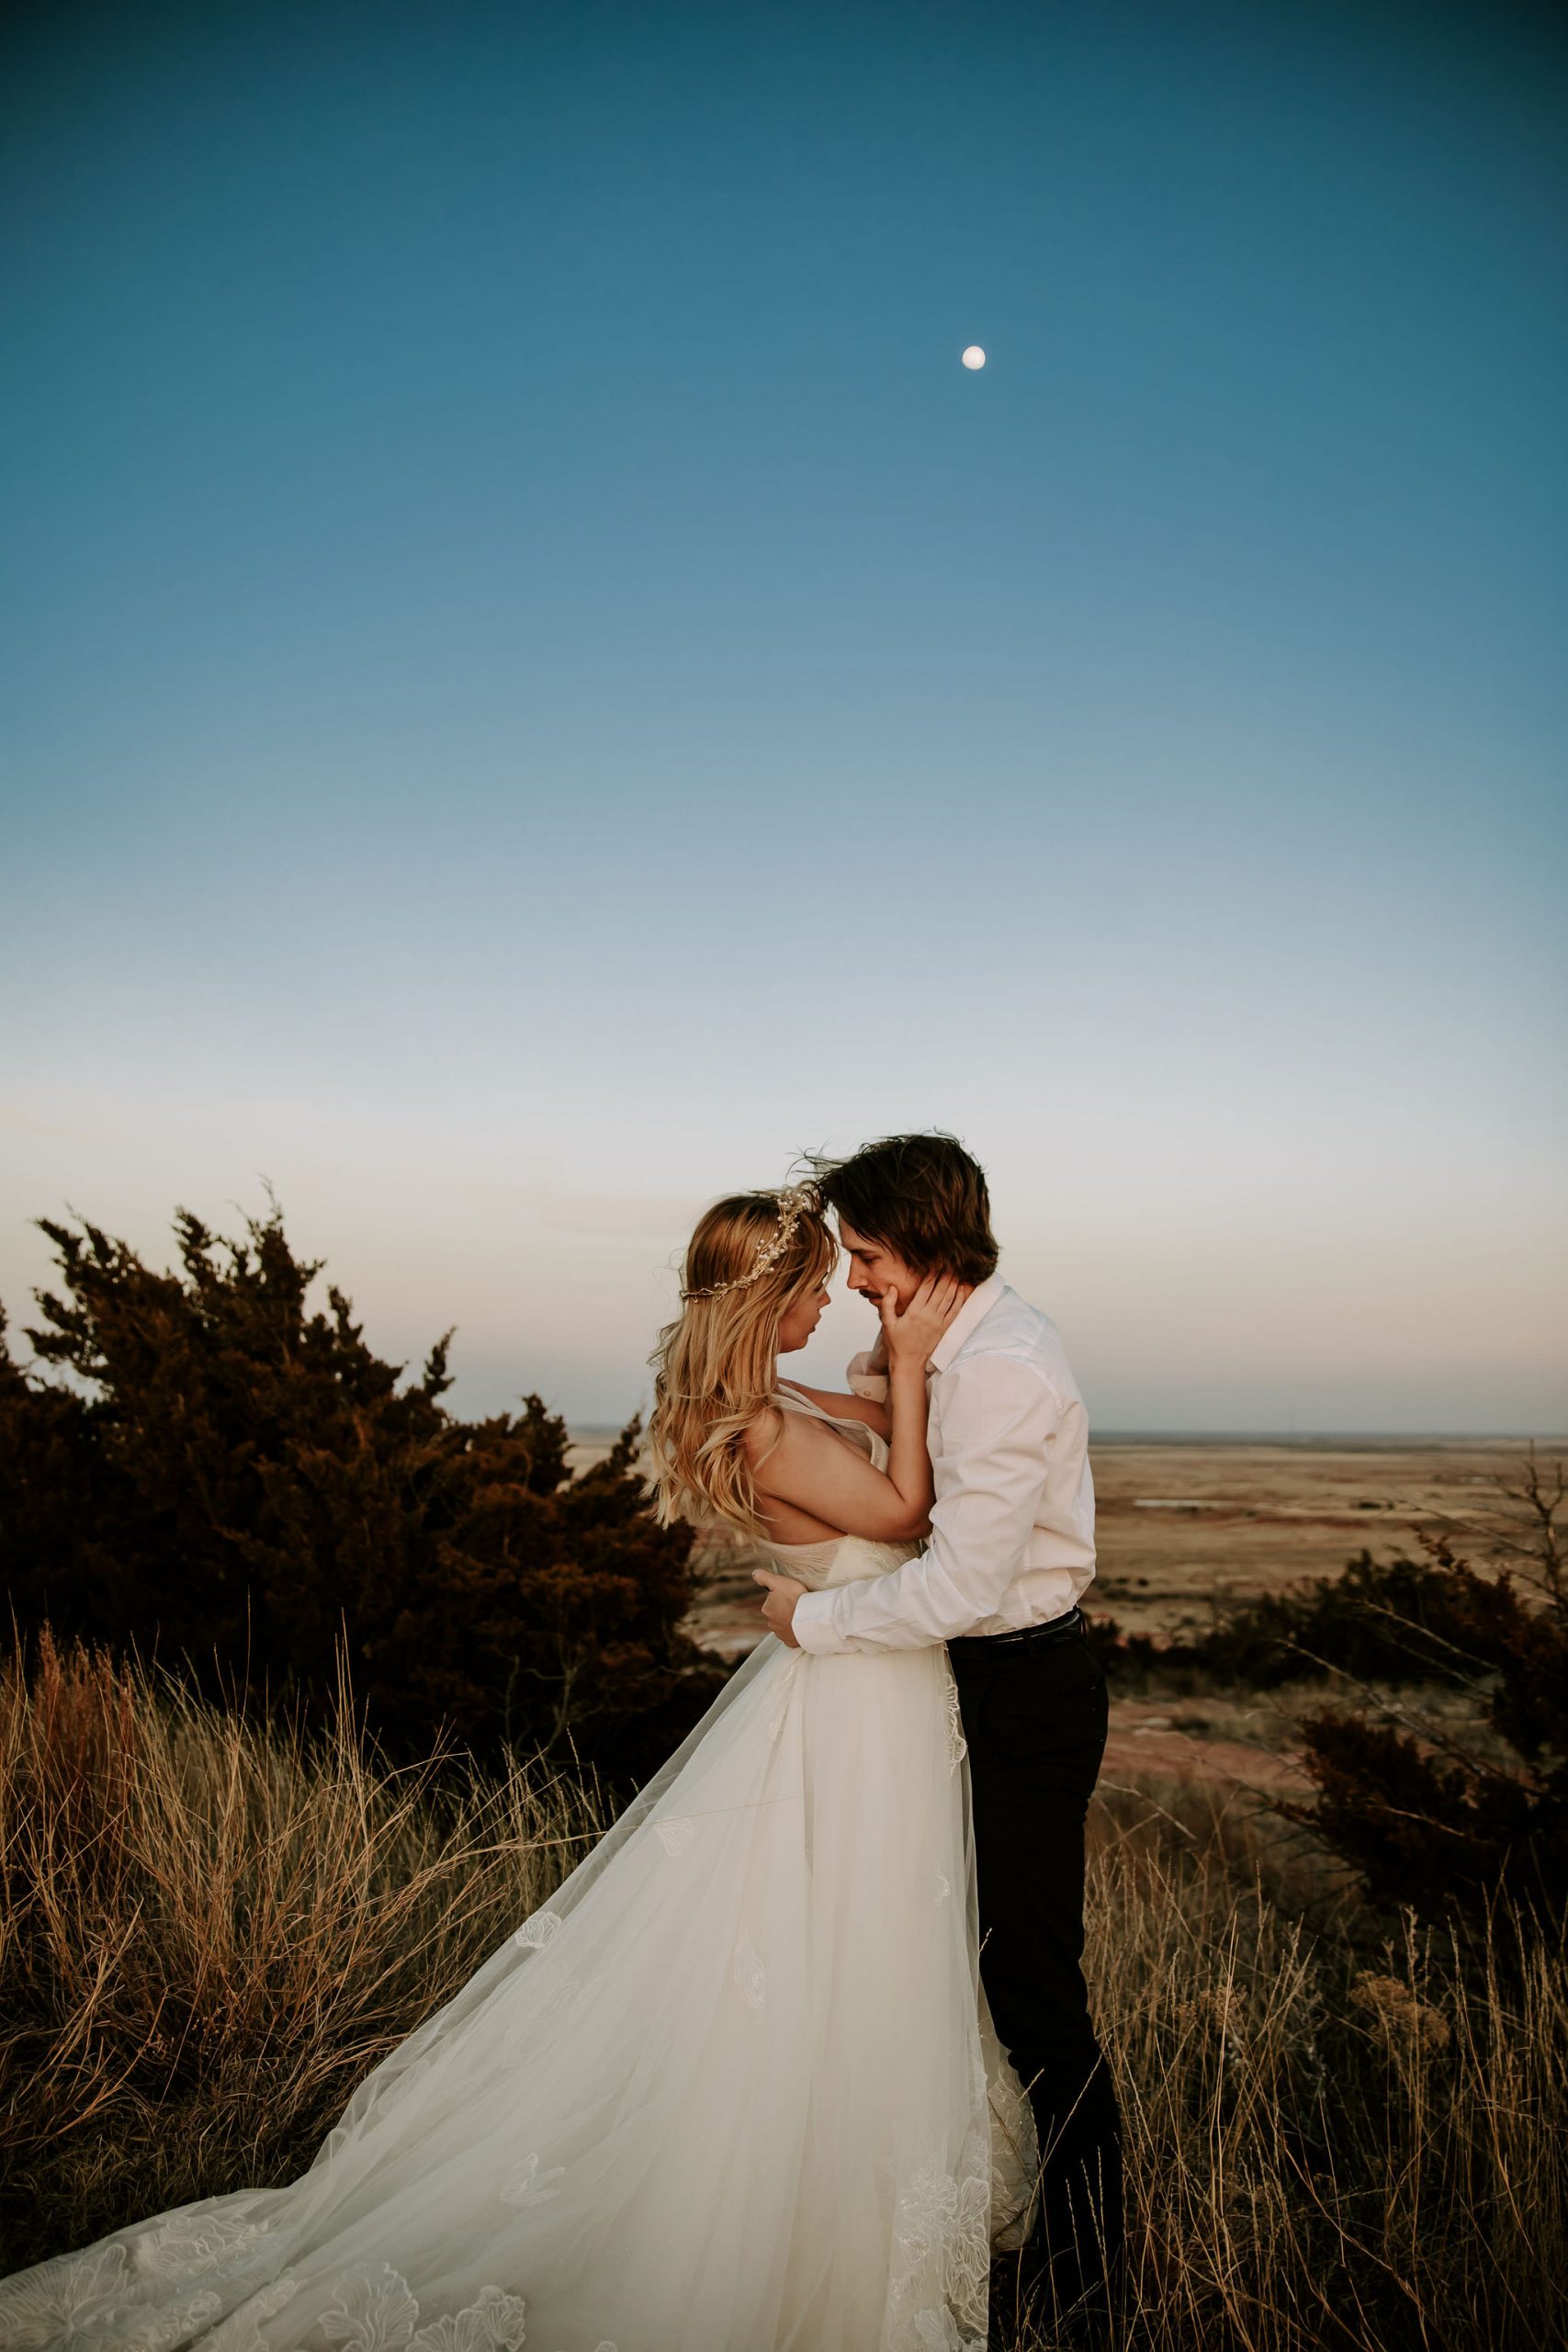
648, 1187, 837, 1536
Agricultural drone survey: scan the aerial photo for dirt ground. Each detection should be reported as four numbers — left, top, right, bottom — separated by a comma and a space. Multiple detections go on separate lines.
1075, 1437, 1553, 1640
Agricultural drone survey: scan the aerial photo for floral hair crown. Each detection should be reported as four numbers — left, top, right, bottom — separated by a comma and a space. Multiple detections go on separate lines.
680, 1184, 818, 1302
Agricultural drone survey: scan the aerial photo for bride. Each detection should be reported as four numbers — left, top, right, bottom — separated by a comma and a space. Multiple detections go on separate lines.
0, 1184, 1037, 2352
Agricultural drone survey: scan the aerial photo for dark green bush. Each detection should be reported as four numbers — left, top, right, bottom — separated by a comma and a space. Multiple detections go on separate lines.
0, 1204, 727, 1786
1091, 1538, 1568, 1928
1289, 1537, 1568, 1927
1093, 1546, 1529, 1691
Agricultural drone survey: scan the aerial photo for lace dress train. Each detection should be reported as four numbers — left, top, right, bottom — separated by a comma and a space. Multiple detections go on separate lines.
0, 1403, 1036, 2352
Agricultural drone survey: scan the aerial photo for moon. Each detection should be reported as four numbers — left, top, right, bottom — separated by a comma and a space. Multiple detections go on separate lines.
961, 345, 987, 370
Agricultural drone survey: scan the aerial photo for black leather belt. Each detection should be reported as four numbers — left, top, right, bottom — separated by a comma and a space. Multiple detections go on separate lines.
948, 1606, 1085, 1656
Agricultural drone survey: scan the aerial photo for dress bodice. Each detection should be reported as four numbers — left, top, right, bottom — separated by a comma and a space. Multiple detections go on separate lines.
760, 1384, 921, 1590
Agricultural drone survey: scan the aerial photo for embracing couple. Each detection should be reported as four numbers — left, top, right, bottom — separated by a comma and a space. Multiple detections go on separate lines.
1, 1136, 1120, 2352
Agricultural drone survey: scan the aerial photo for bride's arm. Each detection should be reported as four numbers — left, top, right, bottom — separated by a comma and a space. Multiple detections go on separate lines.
750, 1413, 925, 1541
753, 1278, 963, 1539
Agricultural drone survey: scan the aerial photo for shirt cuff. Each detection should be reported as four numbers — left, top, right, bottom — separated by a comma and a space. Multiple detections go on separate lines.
845, 1351, 889, 1403
791, 1589, 843, 1655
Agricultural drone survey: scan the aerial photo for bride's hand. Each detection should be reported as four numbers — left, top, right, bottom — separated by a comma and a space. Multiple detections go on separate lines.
878, 1273, 967, 1370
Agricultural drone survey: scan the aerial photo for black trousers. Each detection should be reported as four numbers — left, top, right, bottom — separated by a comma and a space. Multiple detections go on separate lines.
948, 1624, 1122, 2322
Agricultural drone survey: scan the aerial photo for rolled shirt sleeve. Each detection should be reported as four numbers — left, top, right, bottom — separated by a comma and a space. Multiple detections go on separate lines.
844, 1347, 889, 1405
792, 1355, 1059, 1655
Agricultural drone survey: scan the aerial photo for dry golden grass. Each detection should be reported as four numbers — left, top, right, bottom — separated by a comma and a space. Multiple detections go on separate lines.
0, 1632, 608, 2268
999, 1775, 1568, 2350
2, 1638, 1563, 2349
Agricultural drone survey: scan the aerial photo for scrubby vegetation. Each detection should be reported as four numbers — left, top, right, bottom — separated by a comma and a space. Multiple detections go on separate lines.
1073, 1773, 1566, 2352
0, 1201, 727, 1785
1091, 1499, 1568, 1933
1093, 1544, 1538, 1693
2, 1192, 1562, 2341
3, 1637, 1562, 2348
1290, 1539, 1567, 1929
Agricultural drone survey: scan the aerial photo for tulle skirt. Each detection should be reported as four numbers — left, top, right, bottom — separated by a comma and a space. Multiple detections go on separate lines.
0, 1631, 1036, 2352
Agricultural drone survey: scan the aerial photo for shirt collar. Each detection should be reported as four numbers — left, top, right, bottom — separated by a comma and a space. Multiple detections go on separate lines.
929, 1271, 1006, 1374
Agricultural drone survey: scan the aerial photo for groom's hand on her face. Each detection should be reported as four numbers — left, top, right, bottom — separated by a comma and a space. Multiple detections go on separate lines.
878, 1272, 969, 1368
753, 1569, 806, 1647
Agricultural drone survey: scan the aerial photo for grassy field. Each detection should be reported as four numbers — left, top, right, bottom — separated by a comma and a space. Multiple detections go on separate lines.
3, 1634, 1562, 2349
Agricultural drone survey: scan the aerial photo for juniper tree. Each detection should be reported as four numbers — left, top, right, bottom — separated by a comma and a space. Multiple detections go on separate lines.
0, 1203, 725, 1784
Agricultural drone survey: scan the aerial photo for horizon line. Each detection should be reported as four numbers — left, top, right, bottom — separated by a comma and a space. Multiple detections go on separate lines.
564, 1422, 1568, 1447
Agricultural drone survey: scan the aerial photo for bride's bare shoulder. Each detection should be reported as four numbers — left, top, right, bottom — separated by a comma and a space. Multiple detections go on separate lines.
741, 1400, 840, 1486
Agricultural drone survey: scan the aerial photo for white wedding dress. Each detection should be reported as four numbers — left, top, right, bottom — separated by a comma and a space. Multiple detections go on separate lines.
0, 1390, 1037, 2352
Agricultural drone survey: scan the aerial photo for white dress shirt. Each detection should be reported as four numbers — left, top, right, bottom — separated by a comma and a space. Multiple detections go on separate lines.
789, 1272, 1097, 1655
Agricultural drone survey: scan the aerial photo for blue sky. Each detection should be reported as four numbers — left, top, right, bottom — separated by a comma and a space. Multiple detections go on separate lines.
3, 0, 1564, 1430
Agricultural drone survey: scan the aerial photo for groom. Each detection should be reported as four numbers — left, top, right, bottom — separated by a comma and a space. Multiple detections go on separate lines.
755, 1133, 1122, 2333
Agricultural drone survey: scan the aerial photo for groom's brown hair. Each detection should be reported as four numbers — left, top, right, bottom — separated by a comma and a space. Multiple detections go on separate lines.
807, 1133, 999, 1286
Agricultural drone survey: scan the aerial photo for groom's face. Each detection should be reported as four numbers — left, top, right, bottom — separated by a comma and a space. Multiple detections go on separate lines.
837, 1219, 924, 1310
